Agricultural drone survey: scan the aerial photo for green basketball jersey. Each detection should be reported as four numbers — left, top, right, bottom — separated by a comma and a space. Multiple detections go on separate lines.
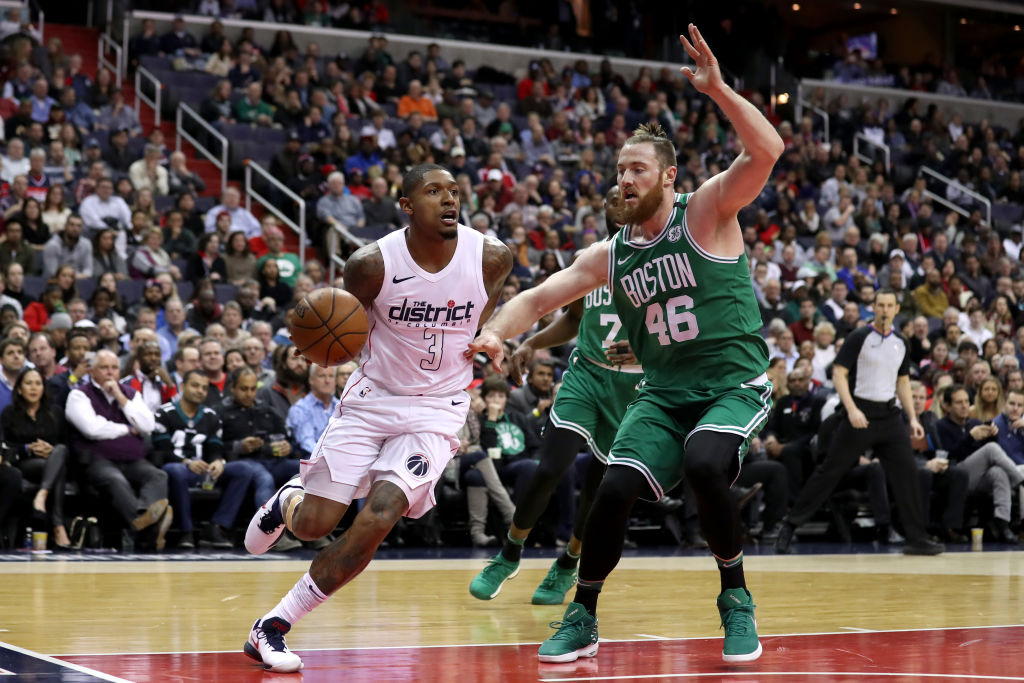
607, 193, 769, 394
577, 284, 631, 365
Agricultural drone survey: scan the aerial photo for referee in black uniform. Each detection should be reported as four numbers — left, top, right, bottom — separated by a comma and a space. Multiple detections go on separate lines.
774, 289, 944, 555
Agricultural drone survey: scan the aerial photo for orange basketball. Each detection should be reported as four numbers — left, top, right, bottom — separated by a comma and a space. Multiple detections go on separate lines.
289, 288, 368, 366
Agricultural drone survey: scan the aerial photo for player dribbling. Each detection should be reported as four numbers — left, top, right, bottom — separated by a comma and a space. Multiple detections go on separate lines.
242, 163, 512, 673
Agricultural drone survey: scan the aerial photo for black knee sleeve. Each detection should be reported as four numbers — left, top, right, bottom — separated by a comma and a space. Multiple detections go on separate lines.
578, 465, 649, 582
684, 431, 744, 485
511, 427, 586, 530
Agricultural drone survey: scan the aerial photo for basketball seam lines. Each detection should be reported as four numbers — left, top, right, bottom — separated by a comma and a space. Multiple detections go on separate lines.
296, 293, 365, 363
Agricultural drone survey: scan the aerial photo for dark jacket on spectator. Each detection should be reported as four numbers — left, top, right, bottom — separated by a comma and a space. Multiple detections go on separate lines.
216, 395, 293, 461
184, 251, 228, 283
479, 407, 540, 464
1, 403, 65, 463
46, 369, 85, 412
937, 416, 994, 464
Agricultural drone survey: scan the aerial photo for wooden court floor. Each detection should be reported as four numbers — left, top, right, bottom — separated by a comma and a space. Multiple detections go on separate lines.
1, 550, 1022, 681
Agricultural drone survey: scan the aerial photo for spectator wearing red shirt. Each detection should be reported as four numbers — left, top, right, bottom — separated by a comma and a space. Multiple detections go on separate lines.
788, 298, 820, 346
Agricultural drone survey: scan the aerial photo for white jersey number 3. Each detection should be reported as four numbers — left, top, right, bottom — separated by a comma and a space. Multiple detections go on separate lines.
421, 330, 444, 371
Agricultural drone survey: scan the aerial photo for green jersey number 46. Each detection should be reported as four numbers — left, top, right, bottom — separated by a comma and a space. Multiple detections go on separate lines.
645, 296, 699, 346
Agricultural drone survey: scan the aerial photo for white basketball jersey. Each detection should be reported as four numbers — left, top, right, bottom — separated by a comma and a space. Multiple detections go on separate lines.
358, 224, 488, 397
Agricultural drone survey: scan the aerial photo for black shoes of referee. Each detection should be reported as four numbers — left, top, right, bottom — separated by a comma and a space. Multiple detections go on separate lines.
773, 521, 945, 555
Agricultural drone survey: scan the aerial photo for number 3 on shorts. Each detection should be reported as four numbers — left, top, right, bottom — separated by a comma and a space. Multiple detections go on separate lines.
645, 295, 698, 345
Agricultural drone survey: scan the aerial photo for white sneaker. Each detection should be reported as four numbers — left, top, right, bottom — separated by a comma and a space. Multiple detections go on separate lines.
244, 617, 303, 673
245, 475, 303, 555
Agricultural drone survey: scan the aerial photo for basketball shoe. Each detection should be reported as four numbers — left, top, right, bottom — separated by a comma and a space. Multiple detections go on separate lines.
245, 475, 304, 555
244, 617, 303, 673
717, 588, 762, 663
537, 602, 599, 663
468, 553, 519, 600
531, 560, 578, 605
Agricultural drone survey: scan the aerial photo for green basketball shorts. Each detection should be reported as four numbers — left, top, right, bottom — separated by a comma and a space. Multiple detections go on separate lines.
607, 373, 773, 500
549, 351, 642, 463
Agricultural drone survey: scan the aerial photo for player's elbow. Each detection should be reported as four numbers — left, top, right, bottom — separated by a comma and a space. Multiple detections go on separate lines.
752, 131, 784, 163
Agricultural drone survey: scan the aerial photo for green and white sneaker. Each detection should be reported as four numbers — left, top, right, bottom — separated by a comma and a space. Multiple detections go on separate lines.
531, 560, 578, 605
468, 553, 519, 600
538, 602, 599, 663
717, 588, 762, 663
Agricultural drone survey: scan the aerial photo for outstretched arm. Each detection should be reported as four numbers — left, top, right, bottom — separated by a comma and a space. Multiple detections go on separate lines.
680, 23, 784, 220
467, 241, 609, 370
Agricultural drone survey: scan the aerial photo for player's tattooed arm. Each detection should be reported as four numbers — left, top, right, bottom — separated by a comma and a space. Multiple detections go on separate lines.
342, 243, 385, 311
477, 235, 513, 328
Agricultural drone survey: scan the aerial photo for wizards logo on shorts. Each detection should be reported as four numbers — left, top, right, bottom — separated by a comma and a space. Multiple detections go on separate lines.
405, 453, 431, 478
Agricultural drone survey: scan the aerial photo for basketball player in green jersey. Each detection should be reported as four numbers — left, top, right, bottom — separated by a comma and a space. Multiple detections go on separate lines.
468, 24, 783, 664
469, 188, 642, 606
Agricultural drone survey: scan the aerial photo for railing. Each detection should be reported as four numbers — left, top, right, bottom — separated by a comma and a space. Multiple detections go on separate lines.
97, 32, 123, 87
809, 104, 829, 144
0, 0, 43, 42
175, 103, 227, 194
134, 66, 162, 127
853, 133, 891, 172
327, 224, 367, 285
794, 83, 830, 144
798, 78, 1024, 131
27, 0, 41, 41
244, 160, 307, 268
920, 166, 992, 227
128, 10, 691, 82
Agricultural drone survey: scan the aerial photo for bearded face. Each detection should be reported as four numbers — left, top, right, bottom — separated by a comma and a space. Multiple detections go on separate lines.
609, 173, 665, 226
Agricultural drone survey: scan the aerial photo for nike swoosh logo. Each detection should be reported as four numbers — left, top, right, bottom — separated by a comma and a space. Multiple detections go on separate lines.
392, 275, 415, 283
617, 256, 631, 265
452, 400, 464, 406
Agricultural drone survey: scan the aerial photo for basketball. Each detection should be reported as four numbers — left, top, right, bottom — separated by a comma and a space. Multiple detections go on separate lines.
289, 288, 368, 366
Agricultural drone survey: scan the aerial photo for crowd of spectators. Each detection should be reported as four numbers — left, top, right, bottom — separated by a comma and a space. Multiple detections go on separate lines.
824, 45, 1024, 105
0, 6, 1023, 552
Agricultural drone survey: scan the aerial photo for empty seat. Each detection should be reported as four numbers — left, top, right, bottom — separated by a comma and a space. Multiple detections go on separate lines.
214, 283, 238, 303
116, 279, 145, 304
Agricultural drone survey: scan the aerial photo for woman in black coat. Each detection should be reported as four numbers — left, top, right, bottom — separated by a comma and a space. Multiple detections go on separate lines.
185, 232, 228, 283
1, 367, 69, 548
257, 257, 293, 309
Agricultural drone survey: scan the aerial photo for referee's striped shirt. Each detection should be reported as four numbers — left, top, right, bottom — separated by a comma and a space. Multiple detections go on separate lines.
834, 325, 910, 402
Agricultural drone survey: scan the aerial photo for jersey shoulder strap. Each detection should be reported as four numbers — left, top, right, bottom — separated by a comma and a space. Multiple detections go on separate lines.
673, 192, 691, 211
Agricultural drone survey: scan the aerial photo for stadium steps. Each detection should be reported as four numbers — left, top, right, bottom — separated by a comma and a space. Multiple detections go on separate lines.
48, 23, 314, 259
46, 23, 225, 201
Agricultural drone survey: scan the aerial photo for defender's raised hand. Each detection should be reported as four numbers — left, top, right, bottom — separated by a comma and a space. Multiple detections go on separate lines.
679, 23, 724, 95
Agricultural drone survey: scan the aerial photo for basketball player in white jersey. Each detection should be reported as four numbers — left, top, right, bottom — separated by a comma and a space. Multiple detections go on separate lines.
242, 164, 512, 673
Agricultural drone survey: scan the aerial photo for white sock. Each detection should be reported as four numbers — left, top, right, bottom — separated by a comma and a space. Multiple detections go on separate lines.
262, 572, 329, 626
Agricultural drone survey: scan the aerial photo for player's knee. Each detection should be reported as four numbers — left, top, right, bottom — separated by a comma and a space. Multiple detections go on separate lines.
293, 516, 336, 541
362, 483, 406, 530
684, 432, 743, 484
535, 458, 568, 482
596, 466, 649, 506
